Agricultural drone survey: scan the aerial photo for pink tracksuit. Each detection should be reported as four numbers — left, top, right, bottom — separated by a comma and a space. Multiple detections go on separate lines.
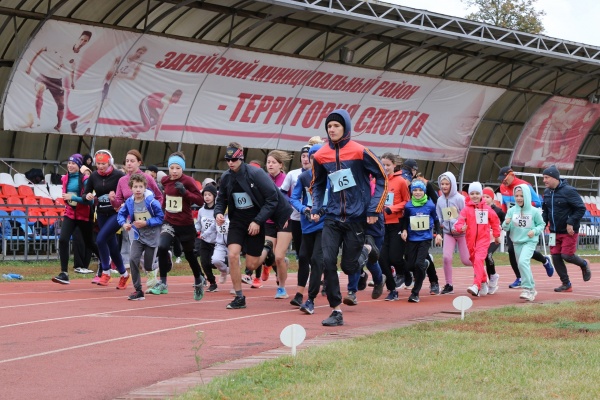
454, 199, 501, 288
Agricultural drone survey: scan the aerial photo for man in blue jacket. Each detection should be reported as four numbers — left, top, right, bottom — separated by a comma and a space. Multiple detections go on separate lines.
541, 165, 591, 292
310, 109, 387, 326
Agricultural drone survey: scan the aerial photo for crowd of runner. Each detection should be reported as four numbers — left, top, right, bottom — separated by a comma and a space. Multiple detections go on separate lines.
50, 109, 592, 327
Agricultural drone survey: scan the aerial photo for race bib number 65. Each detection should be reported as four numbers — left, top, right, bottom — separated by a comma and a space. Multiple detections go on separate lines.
329, 169, 356, 192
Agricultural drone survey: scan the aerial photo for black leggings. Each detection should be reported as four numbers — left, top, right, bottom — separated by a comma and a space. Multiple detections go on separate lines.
59, 217, 98, 273
157, 223, 204, 284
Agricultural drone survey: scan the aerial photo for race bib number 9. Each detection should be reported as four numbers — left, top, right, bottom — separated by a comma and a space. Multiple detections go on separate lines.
410, 215, 430, 231
232, 192, 253, 209
134, 211, 151, 221
476, 210, 488, 224
329, 169, 356, 192
512, 214, 532, 228
165, 195, 183, 213
441, 206, 458, 221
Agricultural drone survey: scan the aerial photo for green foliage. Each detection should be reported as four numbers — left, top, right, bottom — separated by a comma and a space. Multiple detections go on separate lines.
462, 0, 545, 34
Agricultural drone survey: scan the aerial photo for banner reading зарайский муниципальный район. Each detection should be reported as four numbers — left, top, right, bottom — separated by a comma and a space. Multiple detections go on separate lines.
3, 20, 505, 163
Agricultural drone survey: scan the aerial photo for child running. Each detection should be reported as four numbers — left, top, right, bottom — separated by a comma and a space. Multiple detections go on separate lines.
195, 184, 220, 292
435, 171, 472, 294
454, 182, 501, 297
482, 187, 505, 294
502, 184, 546, 301
117, 173, 164, 300
400, 179, 440, 303
151, 152, 206, 300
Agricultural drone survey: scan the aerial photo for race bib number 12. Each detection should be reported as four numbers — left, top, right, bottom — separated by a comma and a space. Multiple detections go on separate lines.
165, 195, 183, 213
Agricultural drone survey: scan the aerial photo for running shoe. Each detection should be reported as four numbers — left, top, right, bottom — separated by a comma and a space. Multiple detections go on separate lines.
543, 256, 554, 277
467, 284, 479, 297
554, 282, 572, 292
128, 290, 145, 301
116, 274, 131, 290
241, 274, 253, 285
226, 295, 246, 309
97, 274, 112, 286
91, 275, 101, 284
508, 278, 521, 289
290, 293, 303, 307
52, 272, 70, 285
148, 282, 168, 295
261, 265, 271, 281
408, 293, 420, 303
300, 299, 314, 315
343, 291, 358, 306
251, 277, 263, 288
193, 282, 205, 301
207, 283, 218, 292
321, 311, 344, 326
275, 287, 289, 299
371, 274, 386, 299
440, 284, 454, 294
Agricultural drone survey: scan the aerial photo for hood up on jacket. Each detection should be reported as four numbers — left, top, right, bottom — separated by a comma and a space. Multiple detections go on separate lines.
438, 171, 459, 199
513, 183, 533, 213
324, 109, 352, 149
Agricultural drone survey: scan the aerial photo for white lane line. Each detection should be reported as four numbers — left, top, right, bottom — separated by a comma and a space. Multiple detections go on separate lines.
0, 289, 248, 309
0, 296, 276, 329
0, 307, 314, 365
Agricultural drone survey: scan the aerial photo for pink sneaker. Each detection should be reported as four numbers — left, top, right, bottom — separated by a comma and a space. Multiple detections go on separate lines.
251, 277, 263, 288
91, 276, 101, 284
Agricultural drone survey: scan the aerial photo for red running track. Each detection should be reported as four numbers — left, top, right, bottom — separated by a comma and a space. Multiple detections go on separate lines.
0, 264, 597, 400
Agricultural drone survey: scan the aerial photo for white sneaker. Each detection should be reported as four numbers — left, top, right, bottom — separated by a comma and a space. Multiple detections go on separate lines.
480, 282, 489, 296
467, 284, 479, 297
175, 257, 182, 264
527, 289, 537, 302
229, 288, 236, 295
146, 269, 159, 289
489, 273, 499, 287
520, 289, 531, 300
219, 270, 228, 284
241, 274, 252, 285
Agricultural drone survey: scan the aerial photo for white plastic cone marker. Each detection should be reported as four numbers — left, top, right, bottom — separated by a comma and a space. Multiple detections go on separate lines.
280, 324, 306, 356
452, 295, 473, 320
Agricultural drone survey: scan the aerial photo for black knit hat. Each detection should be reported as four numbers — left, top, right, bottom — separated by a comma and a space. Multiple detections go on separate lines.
324, 112, 346, 132
542, 165, 560, 181
202, 184, 218, 197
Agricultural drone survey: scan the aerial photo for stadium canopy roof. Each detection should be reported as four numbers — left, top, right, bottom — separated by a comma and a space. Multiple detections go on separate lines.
1, 0, 600, 191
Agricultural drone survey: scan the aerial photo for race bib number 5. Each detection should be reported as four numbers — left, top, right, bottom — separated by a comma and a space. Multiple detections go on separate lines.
410, 215, 430, 231
165, 195, 183, 213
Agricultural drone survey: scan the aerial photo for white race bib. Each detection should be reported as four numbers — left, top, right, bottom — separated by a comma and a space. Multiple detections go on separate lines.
232, 192, 253, 209
441, 206, 458, 221
410, 215, 430, 231
548, 233, 556, 246
217, 223, 229, 235
385, 192, 394, 206
165, 195, 183, 213
134, 211, 151, 222
329, 169, 356, 192
305, 188, 313, 207
512, 214, 532, 228
476, 210, 488, 224
201, 217, 214, 231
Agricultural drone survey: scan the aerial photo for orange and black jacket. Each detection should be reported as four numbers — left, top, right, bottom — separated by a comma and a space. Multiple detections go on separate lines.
310, 109, 387, 223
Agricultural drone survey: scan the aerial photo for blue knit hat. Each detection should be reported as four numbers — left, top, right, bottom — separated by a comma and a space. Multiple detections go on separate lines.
411, 180, 426, 192
68, 153, 83, 168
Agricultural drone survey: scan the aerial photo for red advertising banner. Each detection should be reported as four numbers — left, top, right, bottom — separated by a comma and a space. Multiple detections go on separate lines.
513, 97, 600, 169
3, 20, 505, 162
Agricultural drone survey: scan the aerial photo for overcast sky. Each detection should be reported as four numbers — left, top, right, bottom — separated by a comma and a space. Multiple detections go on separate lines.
388, 0, 600, 47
